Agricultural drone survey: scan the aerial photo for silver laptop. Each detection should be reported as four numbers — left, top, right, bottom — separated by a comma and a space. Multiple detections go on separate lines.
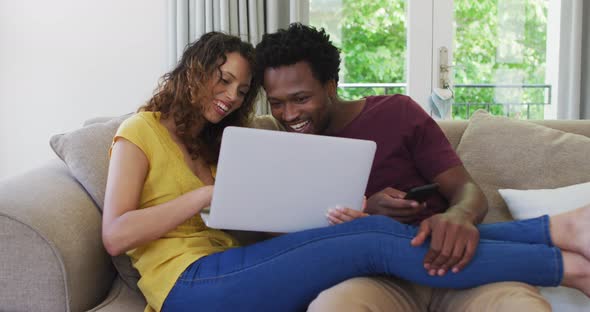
201, 126, 376, 233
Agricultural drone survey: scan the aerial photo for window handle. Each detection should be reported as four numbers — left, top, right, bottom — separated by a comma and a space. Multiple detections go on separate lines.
438, 46, 463, 89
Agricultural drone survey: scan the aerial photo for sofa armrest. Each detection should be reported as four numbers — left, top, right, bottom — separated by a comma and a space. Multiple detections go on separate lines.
0, 159, 116, 312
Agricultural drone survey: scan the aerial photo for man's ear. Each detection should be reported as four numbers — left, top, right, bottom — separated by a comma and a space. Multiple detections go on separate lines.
325, 80, 338, 98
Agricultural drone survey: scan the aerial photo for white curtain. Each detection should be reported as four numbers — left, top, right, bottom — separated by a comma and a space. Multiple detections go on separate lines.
167, 0, 309, 115
556, 0, 583, 119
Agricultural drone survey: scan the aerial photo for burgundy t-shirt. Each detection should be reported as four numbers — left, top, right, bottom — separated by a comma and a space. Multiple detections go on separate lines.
334, 95, 462, 221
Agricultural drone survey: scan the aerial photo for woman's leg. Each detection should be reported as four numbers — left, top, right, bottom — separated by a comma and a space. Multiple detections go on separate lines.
477, 216, 553, 245
162, 216, 563, 312
477, 204, 590, 265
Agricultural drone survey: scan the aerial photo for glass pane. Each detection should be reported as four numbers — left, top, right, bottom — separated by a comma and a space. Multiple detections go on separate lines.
452, 0, 550, 120
309, 0, 407, 100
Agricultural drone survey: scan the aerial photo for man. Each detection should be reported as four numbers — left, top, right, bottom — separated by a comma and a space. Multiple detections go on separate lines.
255, 23, 550, 311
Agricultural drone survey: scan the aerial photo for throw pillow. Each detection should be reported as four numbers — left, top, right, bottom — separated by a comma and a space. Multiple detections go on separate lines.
455, 110, 590, 223
50, 114, 130, 211
499, 181, 590, 219
499, 183, 590, 312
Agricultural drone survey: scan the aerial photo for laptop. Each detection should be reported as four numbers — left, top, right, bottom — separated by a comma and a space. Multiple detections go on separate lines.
201, 126, 376, 233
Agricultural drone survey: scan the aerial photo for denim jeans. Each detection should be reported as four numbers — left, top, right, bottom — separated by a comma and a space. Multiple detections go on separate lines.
162, 215, 562, 312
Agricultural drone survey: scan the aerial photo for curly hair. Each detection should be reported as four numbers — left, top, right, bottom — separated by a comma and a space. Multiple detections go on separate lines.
255, 23, 341, 85
139, 32, 259, 164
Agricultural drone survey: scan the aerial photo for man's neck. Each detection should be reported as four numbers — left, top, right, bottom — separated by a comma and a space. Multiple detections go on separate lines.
324, 98, 366, 135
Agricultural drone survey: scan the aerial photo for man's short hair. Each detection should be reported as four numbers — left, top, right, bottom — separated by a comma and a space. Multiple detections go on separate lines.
255, 23, 341, 85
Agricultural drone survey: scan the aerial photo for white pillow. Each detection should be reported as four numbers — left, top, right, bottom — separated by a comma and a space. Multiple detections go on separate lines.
499, 181, 590, 312
499, 181, 590, 219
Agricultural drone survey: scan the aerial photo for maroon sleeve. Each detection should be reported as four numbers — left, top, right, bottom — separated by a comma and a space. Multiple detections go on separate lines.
403, 98, 462, 180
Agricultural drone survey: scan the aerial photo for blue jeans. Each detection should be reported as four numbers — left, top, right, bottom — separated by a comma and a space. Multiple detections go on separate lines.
162, 215, 562, 312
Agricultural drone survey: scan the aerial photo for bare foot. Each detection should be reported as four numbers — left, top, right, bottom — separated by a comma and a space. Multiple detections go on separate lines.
561, 251, 590, 297
550, 204, 590, 261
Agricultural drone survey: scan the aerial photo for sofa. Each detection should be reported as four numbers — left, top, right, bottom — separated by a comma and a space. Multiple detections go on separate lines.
2, 110, 590, 312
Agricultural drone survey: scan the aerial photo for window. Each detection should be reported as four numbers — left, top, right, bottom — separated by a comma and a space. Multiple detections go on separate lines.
310, 0, 554, 120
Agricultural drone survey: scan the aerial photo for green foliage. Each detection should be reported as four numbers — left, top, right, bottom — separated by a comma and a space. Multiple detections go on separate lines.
310, 0, 406, 99
310, 0, 549, 119
340, 0, 406, 83
337, 86, 405, 100
453, 0, 548, 119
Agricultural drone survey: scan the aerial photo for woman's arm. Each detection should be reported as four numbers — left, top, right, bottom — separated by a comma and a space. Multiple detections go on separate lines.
102, 139, 212, 256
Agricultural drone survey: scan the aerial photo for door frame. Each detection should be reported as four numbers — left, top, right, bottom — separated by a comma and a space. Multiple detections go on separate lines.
406, 0, 454, 115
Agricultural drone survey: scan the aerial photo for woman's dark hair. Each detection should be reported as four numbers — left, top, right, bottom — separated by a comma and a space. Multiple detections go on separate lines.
140, 32, 259, 164
255, 23, 341, 85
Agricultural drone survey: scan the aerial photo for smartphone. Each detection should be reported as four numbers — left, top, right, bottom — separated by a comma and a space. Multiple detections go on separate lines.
403, 183, 439, 203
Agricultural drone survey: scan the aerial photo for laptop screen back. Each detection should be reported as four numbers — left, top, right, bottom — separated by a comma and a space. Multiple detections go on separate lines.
206, 126, 376, 233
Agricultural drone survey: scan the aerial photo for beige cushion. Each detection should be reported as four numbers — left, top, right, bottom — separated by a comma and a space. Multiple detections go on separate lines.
438, 120, 468, 150
456, 110, 590, 223
88, 277, 146, 312
50, 114, 131, 211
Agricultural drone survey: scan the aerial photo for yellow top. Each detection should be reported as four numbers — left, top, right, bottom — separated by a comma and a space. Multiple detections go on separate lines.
111, 112, 239, 312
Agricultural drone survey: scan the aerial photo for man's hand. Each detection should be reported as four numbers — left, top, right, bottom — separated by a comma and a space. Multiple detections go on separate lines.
411, 210, 479, 276
365, 187, 427, 223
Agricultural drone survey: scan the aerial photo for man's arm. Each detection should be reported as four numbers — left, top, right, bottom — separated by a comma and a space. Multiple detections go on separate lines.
435, 165, 487, 224
411, 165, 488, 276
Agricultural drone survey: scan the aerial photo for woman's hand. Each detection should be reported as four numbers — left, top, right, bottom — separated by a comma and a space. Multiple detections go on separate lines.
197, 185, 215, 211
326, 198, 369, 225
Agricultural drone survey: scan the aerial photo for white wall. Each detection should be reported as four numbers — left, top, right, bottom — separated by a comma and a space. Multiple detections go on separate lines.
0, 0, 169, 180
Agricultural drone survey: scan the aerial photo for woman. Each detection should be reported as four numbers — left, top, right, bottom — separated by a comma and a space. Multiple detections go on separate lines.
102, 32, 590, 312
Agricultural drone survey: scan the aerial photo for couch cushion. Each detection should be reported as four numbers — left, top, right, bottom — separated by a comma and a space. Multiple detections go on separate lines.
88, 276, 146, 312
50, 114, 131, 211
456, 110, 590, 223
499, 181, 590, 219
437, 120, 468, 150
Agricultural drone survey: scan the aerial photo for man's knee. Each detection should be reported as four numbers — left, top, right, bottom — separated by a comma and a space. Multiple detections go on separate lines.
433, 282, 551, 312
307, 277, 424, 312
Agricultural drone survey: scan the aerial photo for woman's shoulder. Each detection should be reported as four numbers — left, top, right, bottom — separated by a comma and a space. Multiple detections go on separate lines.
114, 111, 164, 148
119, 111, 159, 130
116, 112, 163, 137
